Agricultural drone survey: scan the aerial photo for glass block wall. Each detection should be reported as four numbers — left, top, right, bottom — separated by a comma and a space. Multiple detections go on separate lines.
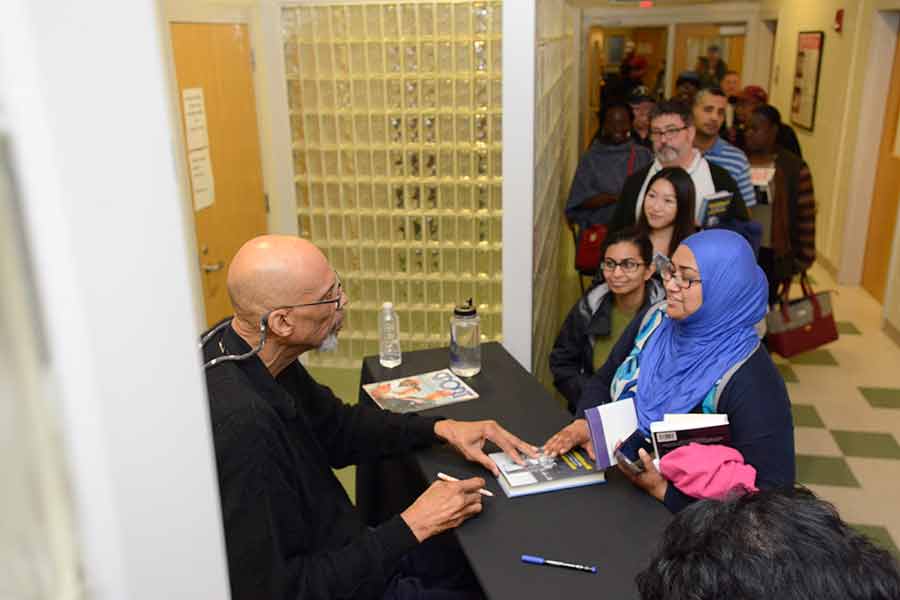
532, 0, 576, 389
282, 2, 504, 368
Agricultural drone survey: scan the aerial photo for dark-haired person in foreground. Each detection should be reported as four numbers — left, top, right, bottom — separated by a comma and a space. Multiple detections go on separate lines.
636, 487, 900, 600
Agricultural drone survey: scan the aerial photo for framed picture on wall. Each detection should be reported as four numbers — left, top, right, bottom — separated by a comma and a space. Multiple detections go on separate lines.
790, 31, 825, 131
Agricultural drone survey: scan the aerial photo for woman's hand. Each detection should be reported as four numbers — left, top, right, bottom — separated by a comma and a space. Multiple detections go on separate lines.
542, 419, 595, 460
618, 448, 668, 501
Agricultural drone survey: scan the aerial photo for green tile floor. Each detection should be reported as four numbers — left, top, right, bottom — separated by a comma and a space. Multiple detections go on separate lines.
311, 264, 900, 558
773, 263, 900, 558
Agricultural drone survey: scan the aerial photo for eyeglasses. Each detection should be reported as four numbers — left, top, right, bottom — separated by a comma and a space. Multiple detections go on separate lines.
649, 126, 688, 140
654, 254, 702, 289
269, 272, 346, 314
601, 258, 645, 273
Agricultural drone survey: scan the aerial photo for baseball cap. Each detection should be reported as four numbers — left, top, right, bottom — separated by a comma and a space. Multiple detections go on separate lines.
627, 86, 654, 104
739, 85, 768, 104
675, 71, 701, 88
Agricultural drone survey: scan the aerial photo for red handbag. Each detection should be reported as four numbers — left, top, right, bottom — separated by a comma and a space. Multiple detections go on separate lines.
571, 145, 637, 275
765, 273, 839, 358
574, 224, 609, 274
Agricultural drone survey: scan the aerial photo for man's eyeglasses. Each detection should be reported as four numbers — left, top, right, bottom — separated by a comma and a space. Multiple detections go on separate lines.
654, 254, 702, 289
601, 258, 645, 273
649, 126, 688, 140
269, 272, 346, 314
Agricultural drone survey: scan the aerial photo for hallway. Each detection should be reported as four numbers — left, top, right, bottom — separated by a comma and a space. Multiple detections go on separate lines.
780, 264, 900, 557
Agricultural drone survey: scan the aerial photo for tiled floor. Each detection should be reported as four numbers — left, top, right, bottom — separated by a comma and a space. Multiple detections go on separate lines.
777, 263, 900, 557
310, 263, 900, 558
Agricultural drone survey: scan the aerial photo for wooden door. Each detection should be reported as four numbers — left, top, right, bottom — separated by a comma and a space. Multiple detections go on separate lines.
170, 23, 267, 327
862, 34, 900, 302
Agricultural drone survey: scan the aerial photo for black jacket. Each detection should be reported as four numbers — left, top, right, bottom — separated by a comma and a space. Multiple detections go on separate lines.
203, 323, 441, 600
550, 278, 665, 413
609, 160, 748, 233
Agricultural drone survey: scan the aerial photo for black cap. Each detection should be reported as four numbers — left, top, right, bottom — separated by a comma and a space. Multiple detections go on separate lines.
676, 71, 701, 87
454, 298, 477, 317
627, 85, 654, 104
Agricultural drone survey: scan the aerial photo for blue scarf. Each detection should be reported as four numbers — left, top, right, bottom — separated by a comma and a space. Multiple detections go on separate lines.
633, 229, 768, 431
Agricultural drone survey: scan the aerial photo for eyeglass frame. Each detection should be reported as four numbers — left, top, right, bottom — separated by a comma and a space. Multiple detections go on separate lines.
653, 254, 702, 289
600, 258, 646, 274
266, 272, 346, 316
648, 125, 689, 141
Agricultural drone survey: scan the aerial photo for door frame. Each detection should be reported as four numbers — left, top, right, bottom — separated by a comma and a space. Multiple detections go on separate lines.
840, 10, 900, 298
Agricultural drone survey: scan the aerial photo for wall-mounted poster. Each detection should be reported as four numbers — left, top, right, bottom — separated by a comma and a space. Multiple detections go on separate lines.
790, 31, 825, 131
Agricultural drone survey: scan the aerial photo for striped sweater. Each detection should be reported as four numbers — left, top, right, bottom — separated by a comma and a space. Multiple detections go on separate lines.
704, 137, 756, 209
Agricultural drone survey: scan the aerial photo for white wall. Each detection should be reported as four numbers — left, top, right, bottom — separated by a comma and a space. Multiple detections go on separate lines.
761, 0, 900, 334
502, 0, 537, 369
0, 0, 230, 597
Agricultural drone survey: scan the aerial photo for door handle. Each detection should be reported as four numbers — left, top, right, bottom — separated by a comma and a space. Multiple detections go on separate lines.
201, 261, 224, 273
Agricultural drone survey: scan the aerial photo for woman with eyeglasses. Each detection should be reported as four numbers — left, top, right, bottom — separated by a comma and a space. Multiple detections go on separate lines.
635, 167, 697, 258
550, 227, 665, 414
544, 229, 794, 512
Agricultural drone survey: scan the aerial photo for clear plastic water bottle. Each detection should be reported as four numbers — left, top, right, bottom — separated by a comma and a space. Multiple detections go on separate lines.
379, 301, 402, 368
450, 298, 481, 377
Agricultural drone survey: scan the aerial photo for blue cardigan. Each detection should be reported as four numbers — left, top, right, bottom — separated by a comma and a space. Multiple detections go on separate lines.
576, 306, 795, 512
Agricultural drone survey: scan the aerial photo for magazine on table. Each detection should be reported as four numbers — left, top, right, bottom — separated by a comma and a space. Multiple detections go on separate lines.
363, 368, 478, 414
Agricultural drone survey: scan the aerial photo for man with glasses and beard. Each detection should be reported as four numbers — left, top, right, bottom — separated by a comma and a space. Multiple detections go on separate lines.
610, 100, 748, 232
203, 235, 537, 599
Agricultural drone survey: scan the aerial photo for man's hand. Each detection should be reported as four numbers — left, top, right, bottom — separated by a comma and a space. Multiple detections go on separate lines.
618, 448, 668, 501
400, 478, 485, 542
542, 419, 595, 461
434, 420, 539, 476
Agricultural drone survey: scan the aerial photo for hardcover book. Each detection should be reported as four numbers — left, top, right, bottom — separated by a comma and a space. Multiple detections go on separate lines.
650, 413, 731, 459
489, 449, 605, 498
698, 191, 734, 228
363, 368, 478, 413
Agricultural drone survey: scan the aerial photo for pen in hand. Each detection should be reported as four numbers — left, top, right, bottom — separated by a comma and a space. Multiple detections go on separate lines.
437, 472, 494, 497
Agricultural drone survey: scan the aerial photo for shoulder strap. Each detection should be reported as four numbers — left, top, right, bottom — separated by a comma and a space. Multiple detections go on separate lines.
627, 143, 636, 175
710, 342, 760, 412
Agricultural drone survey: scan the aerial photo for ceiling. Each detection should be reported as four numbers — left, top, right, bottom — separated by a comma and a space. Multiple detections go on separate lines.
568, 0, 757, 7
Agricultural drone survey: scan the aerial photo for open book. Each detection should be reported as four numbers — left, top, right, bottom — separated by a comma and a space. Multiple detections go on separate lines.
363, 369, 478, 414
489, 450, 605, 498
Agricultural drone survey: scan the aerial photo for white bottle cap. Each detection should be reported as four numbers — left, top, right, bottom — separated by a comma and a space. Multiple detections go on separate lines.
382, 301, 393, 310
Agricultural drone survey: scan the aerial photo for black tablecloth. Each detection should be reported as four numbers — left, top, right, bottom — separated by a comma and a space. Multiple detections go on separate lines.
357, 342, 671, 599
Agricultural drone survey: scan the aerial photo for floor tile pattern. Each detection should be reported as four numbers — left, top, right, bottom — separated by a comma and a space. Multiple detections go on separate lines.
775, 264, 900, 557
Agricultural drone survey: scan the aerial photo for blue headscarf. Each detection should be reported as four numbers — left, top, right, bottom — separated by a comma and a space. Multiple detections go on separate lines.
634, 229, 768, 430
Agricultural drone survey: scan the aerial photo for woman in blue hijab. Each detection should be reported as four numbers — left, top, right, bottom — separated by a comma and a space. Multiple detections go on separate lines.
544, 230, 794, 512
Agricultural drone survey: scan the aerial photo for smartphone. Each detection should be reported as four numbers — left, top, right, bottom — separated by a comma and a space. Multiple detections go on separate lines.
615, 429, 654, 474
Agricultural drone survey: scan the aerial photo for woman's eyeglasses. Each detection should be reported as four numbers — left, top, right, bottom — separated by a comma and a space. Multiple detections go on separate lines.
654, 254, 702, 289
601, 258, 645, 273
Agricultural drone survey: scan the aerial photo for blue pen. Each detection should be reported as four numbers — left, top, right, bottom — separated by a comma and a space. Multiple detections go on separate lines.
521, 554, 597, 574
